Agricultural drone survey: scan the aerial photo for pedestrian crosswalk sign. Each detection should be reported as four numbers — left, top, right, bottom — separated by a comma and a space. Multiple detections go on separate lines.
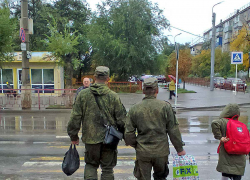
231, 52, 243, 64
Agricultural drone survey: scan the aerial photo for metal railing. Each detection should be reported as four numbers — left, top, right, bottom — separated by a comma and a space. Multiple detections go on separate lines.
0, 89, 77, 110
0, 82, 143, 110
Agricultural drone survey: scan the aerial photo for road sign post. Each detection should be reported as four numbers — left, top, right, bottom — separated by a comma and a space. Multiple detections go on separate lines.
231, 52, 243, 95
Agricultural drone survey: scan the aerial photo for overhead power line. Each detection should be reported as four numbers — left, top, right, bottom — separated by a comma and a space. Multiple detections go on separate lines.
170, 26, 205, 40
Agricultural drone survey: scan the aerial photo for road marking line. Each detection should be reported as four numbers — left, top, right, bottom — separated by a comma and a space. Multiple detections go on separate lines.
23, 161, 134, 167
47, 145, 135, 149
20, 168, 135, 174
30, 155, 217, 162
56, 136, 69, 139
30, 156, 136, 161
0, 141, 26, 144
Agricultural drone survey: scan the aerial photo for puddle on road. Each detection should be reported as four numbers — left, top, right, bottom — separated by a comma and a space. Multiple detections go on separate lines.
0, 114, 71, 133
177, 115, 249, 133
0, 113, 249, 134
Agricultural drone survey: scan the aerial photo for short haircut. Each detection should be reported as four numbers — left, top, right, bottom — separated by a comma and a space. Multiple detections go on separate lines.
143, 87, 157, 95
95, 75, 108, 81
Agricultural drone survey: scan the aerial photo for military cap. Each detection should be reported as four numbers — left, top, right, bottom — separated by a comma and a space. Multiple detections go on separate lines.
144, 77, 158, 89
94, 66, 110, 77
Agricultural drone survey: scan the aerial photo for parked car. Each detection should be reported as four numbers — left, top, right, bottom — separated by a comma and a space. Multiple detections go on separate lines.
214, 78, 224, 88
223, 79, 233, 90
156, 75, 166, 83
232, 80, 247, 91
129, 76, 139, 82
140, 75, 153, 82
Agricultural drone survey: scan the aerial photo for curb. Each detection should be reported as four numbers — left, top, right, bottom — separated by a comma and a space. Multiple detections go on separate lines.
0, 109, 72, 113
178, 103, 250, 111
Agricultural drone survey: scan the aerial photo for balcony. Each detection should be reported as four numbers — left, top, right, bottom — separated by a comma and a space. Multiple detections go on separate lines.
216, 28, 223, 37
224, 26, 232, 33
216, 31, 223, 37
233, 21, 243, 29
224, 38, 231, 44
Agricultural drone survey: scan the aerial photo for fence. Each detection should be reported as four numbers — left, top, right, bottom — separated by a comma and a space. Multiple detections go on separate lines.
0, 89, 77, 110
186, 78, 210, 87
186, 78, 247, 93
108, 81, 142, 93
0, 82, 142, 110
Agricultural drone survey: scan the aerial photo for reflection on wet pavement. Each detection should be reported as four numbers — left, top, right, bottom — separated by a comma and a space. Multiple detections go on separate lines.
1, 113, 249, 134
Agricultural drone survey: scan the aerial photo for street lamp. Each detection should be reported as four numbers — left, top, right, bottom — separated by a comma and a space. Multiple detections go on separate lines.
167, 35, 173, 44
210, 1, 224, 91
174, 33, 181, 108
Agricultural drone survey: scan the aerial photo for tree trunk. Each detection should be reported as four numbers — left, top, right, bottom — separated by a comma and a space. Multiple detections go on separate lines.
64, 55, 74, 108
183, 81, 186, 89
65, 56, 73, 89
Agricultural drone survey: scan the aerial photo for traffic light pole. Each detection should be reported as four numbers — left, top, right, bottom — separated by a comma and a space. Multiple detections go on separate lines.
21, 0, 31, 109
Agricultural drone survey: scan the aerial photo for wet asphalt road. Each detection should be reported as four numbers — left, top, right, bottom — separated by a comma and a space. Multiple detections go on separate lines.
0, 109, 250, 180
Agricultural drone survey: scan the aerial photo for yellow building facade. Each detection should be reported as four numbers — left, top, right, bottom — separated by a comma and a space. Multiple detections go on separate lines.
0, 52, 64, 94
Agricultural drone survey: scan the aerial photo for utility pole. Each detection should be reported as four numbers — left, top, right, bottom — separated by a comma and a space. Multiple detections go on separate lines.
210, 12, 216, 91
248, 52, 250, 79
174, 33, 181, 109
21, 0, 31, 109
210, 1, 224, 91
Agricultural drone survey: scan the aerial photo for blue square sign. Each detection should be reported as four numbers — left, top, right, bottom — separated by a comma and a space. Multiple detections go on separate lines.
231, 52, 243, 64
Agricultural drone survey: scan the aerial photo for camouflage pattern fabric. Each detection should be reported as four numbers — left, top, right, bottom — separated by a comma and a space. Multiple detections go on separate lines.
67, 83, 126, 144
212, 103, 246, 176
125, 96, 184, 158
84, 143, 117, 180
135, 156, 169, 180
74, 86, 87, 100
144, 77, 158, 89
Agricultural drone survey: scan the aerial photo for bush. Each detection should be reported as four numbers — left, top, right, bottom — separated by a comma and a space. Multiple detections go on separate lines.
109, 84, 140, 93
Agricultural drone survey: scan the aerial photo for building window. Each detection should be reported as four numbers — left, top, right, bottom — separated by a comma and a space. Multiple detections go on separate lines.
0, 69, 14, 93
31, 69, 54, 93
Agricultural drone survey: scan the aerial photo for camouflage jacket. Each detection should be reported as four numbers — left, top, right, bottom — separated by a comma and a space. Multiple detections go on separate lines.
74, 86, 87, 100
125, 96, 184, 157
67, 83, 126, 144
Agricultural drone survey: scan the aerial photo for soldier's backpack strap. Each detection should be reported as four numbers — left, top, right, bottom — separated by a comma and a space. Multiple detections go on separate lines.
92, 93, 109, 126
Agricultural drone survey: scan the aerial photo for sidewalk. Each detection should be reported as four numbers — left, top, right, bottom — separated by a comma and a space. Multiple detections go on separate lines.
157, 83, 250, 109
1, 83, 250, 112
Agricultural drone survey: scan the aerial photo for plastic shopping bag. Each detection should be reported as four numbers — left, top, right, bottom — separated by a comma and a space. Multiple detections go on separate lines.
62, 144, 80, 176
172, 154, 199, 180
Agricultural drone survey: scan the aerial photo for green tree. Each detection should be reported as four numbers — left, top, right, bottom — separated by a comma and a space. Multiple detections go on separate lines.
52, 0, 92, 81
168, 49, 192, 89
44, 0, 91, 87
214, 48, 232, 77
191, 49, 211, 77
0, 1, 16, 64
45, 17, 79, 88
88, 0, 169, 80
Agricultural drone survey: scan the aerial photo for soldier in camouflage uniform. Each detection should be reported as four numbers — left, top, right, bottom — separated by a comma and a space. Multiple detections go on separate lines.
67, 66, 126, 180
125, 77, 186, 180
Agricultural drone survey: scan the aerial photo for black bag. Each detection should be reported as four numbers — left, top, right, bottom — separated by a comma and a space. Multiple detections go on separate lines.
93, 93, 123, 146
62, 144, 80, 176
104, 125, 123, 146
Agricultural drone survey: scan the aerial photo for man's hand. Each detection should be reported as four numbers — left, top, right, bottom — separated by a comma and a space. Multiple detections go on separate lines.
220, 136, 229, 143
177, 150, 186, 156
71, 139, 79, 145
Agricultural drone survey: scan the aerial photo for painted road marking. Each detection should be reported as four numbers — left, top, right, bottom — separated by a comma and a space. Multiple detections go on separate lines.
20, 168, 135, 174
30, 156, 136, 161
56, 134, 197, 139
0, 141, 26, 144
23, 161, 134, 167
30, 155, 218, 162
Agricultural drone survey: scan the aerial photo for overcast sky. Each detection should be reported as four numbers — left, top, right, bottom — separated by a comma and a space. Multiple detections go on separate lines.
87, 0, 250, 44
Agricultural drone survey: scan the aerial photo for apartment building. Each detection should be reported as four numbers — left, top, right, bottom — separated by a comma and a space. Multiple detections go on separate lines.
203, 3, 250, 52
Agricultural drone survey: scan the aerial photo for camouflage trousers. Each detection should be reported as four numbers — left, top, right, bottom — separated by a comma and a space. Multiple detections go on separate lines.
84, 143, 117, 180
134, 155, 169, 180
